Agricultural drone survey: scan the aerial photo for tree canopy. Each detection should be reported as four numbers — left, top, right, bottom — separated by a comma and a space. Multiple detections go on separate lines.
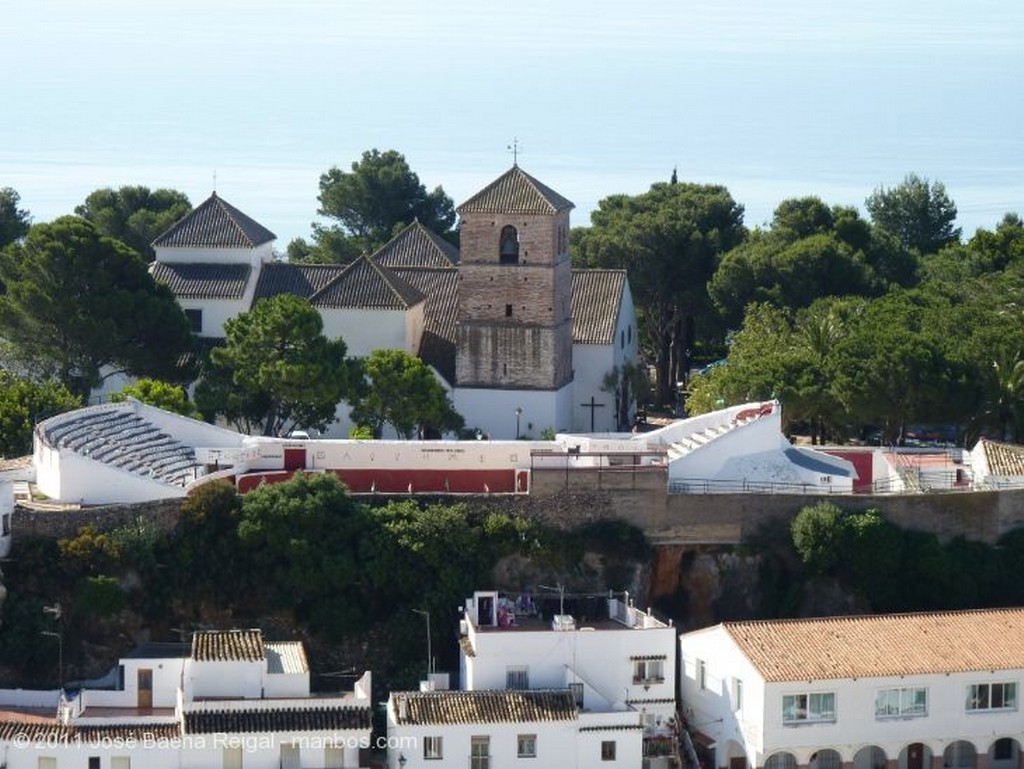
195, 294, 351, 436
0, 217, 194, 398
349, 348, 464, 439
74, 186, 191, 261
865, 173, 961, 254
0, 370, 81, 458
574, 179, 746, 405
110, 378, 198, 418
0, 187, 31, 249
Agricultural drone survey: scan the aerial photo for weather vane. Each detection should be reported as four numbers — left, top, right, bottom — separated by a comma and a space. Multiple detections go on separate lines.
507, 138, 520, 166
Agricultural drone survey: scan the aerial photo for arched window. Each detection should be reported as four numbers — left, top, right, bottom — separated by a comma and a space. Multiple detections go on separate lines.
500, 225, 519, 264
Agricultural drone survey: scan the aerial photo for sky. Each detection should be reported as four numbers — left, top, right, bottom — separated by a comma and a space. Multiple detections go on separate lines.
2, 0, 1022, 246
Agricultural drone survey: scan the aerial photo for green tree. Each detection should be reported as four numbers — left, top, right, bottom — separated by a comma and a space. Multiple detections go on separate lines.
0, 187, 31, 248
865, 173, 961, 254
0, 370, 81, 458
0, 217, 194, 398
349, 348, 463, 438
75, 186, 191, 261
111, 378, 198, 418
791, 500, 845, 575
574, 181, 746, 405
302, 149, 457, 263
195, 294, 351, 436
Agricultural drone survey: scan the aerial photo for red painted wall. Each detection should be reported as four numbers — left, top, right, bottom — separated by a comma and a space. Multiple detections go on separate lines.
823, 450, 874, 493
235, 468, 523, 495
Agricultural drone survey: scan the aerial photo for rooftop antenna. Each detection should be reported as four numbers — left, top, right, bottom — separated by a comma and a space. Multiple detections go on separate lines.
212, 170, 217, 194
507, 137, 520, 167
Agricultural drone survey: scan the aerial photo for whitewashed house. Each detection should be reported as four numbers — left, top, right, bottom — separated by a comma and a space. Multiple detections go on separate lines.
0, 629, 373, 769
386, 590, 679, 768
678, 609, 1024, 769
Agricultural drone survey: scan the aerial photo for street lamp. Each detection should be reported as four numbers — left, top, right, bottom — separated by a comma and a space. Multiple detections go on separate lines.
515, 406, 523, 439
42, 602, 63, 689
411, 608, 431, 680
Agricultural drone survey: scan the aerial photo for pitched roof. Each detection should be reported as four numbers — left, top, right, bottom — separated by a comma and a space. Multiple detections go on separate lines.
391, 689, 577, 726
0, 721, 181, 742
458, 166, 574, 215
387, 267, 459, 383
371, 220, 459, 268
978, 438, 1024, 477
150, 262, 252, 300
184, 705, 369, 734
191, 629, 265, 662
252, 262, 347, 302
722, 608, 1024, 682
265, 642, 309, 675
153, 192, 276, 249
310, 256, 426, 310
572, 269, 627, 345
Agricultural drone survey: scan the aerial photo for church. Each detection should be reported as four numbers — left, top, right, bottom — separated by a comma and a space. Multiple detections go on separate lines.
149, 166, 638, 439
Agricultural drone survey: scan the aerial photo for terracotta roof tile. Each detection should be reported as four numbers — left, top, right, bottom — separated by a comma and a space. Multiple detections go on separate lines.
572, 270, 627, 345
251, 263, 346, 302
979, 439, 1024, 477
310, 256, 425, 310
151, 262, 252, 300
191, 629, 265, 662
723, 608, 1024, 682
185, 705, 369, 734
392, 689, 576, 726
0, 721, 181, 742
371, 220, 459, 268
387, 267, 459, 383
265, 642, 309, 675
458, 166, 574, 215
153, 193, 275, 249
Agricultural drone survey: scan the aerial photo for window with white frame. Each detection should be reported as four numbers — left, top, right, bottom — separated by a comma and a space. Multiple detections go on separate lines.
633, 658, 665, 684
506, 666, 529, 690
697, 659, 707, 690
876, 687, 927, 718
732, 677, 743, 711
966, 682, 1017, 711
517, 734, 536, 758
423, 736, 443, 760
782, 692, 836, 723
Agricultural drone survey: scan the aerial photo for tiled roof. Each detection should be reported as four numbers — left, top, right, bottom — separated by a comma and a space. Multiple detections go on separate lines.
191, 629, 265, 662
153, 193, 276, 249
0, 721, 180, 742
723, 608, 1024, 682
458, 166, 574, 215
184, 705, 369, 734
150, 262, 252, 299
371, 220, 459, 268
310, 256, 425, 310
387, 267, 459, 383
572, 270, 627, 345
391, 689, 576, 725
265, 642, 309, 675
252, 262, 346, 302
979, 438, 1024, 477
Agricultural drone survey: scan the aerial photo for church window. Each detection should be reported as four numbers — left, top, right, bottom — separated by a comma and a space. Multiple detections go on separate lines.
621, 330, 625, 349
185, 308, 202, 333
505, 304, 513, 317
500, 225, 520, 264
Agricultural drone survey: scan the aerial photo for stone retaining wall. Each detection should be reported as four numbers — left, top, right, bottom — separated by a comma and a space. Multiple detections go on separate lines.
13, 498, 183, 540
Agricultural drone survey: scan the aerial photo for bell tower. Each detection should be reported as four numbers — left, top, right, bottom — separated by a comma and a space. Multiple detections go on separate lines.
455, 166, 574, 391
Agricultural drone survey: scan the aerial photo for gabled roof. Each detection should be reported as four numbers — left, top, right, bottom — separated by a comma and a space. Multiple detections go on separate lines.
977, 438, 1024, 477
721, 608, 1024, 682
265, 642, 309, 675
391, 689, 577, 725
184, 705, 369, 734
252, 262, 347, 302
572, 269, 627, 345
152, 192, 276, 249
191, 629, 265, 662
371, 220, 459, 268
458, 166, 574, 215
310, 256, 426, 310
150, 262, 252, 300
387, 267, 459, 384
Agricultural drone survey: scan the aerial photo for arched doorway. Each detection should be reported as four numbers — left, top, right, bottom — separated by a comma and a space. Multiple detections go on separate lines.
720, 739, 747, 769
944, 741, 977, 769
854, 746, 887, 769
989, 738, 1020, 769
765, 753, 797, 769
899, 742, 932, 769
810, 749, 842, 769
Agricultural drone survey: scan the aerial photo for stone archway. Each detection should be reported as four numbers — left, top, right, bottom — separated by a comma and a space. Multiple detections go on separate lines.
810, 749, 842, 769
764, 752, 798, 769
989, 738, 1021, 769
898, 742, 932, 769
854, 745, 887, 769
945, 741, 977, 769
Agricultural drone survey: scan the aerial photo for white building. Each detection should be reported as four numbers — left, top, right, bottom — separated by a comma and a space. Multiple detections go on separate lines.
0, 629, 373, 769
386, 590, 679, 769
678, 609, 1024, 769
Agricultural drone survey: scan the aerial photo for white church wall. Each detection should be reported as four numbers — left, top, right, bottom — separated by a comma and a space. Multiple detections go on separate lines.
154, 243, 272, 266
572, 344, 618, 433
454, 384, 573, 440
320, 308, 416, 356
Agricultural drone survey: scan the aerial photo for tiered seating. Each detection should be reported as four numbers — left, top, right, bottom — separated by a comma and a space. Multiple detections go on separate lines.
667, 424, 731, 460
44, 407, 199, 487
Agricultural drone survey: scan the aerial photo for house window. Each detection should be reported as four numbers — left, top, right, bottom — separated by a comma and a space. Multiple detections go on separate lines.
471, 736, 490, 769
518, 734, 537, 758
570, 682, 584, 708
967, 682, 1017, 711
506, 666, 529, 689
628, 325, 632, 344
732, 678, 743, 711
782, 692, 836, 723
994, 738, 1014, 761
423, 736, 443, 760
500, 225, 520, 264
37, 759, 57, 769
697, 659, 707, 690
506, 303, 513, 317
111, 759, 131, 769
184, 308, 202, 333
1, 513, 9, 536
875, 687, 927, 718
633, 658, 664, 684
602, 741, 617, 761
621, 330, 625, 348
89, 759, 101, 769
